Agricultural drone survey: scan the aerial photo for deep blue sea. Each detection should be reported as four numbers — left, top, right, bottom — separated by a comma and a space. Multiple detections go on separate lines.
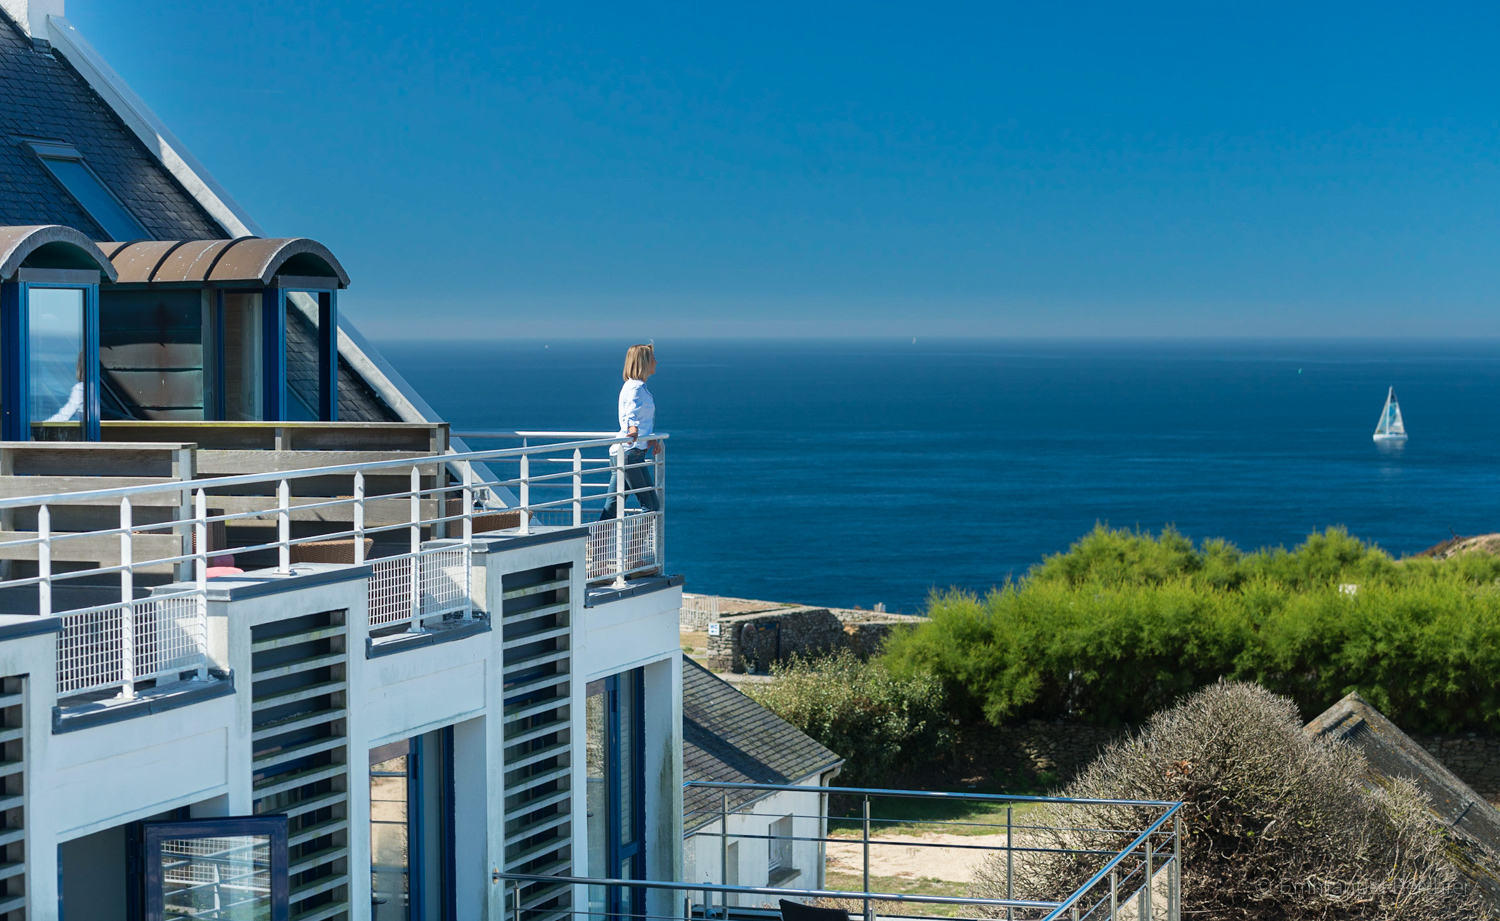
378, 339, 1500, 614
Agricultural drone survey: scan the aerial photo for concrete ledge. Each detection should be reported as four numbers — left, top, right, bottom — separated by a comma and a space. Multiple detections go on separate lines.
53, 671, 234, 734
586, 574, 684, 608
472, 527, 589, 555
0, 613, 62, 641
366, 616, 490, 659
153, 562, 374, 602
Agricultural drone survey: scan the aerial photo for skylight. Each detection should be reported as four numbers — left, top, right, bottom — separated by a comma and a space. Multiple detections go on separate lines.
25, 139, 150, 241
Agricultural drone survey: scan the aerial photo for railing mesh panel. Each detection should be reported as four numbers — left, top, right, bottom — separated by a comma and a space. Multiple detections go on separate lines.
57, 594, 205, 695
587, 511, 661, 581
367, 548, 470, 629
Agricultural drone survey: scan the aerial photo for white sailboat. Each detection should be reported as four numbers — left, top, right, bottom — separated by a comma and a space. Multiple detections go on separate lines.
1373, 386, 1407, 443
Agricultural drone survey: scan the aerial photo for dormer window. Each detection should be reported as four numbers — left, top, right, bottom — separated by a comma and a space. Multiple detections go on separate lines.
0, 226, 117, 441
25, 140, 151, 242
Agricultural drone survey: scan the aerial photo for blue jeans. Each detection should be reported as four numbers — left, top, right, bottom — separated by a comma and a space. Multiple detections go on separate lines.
598, 449, 659, 520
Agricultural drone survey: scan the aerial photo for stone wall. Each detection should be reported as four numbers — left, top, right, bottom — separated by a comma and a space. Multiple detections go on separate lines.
697, 596, 922, 672
1413, 734, 1500, 801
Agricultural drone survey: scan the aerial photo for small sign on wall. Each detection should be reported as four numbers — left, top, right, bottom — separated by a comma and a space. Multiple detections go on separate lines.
708, 623, 720, 636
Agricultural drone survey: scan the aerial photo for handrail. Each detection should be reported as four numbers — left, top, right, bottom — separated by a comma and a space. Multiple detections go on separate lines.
684, 780, 1180, 809
13, 430, 671, 703
494, 873, 1062, 910
0, 432, 666, 511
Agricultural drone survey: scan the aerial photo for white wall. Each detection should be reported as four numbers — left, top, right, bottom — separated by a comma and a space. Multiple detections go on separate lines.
683, 786, 829, 908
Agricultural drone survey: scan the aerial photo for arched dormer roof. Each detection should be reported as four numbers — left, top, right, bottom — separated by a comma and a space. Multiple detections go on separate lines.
99, 237, 349, 288
0, 225, 119, 282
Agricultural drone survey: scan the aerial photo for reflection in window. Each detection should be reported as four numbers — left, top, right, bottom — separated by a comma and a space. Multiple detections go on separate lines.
28, 287, 84, 438
222, 293, 262, 420
370, 742, 411, 921
31, 143, 150, 241
768, 815, 794, 879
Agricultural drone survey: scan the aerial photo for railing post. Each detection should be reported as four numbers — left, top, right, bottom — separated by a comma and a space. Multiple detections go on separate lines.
1144, 835, 1154, 920
37, 505, 50, 618
862, 795, 872, 921
571, 449, 582, 527
720, 792, 729, 916
119, 497, 135, 699
519, 448, 531, 535
277, 479, 290, 573
353, 470, 366, 565
612, 446, 627, 589
510, 880, 521, 921
655, 439, 666, 574
1005, 805, 1014, 921
462, 460, 474, 620
195, 489, 208, 680
409, 466, 422, 633
1170, 816, 1181, 921
1110, 867, 1118, 919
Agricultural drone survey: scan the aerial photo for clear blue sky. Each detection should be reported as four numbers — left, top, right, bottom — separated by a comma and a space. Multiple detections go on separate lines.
69, 1, 1500, 340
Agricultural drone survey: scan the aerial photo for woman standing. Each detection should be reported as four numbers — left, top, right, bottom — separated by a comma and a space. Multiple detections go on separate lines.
599, 343, 661, 520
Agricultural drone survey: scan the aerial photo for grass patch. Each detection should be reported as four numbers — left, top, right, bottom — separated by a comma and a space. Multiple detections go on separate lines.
829, 796, 1037, 837
822, 872, 969, 917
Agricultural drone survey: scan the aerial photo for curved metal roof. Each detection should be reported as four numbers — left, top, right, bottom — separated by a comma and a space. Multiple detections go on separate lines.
0, 225, 119, 281
98, 237, 349, 288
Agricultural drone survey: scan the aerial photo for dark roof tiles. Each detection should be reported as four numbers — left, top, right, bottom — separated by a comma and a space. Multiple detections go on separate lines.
682, 658, 843, 831
0, 13, 221, 238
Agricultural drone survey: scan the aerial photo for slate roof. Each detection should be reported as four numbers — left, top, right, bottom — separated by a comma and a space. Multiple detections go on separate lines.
683, 658, 843, 832
0, 10, 400, 423
1306, 693, 1500, 910
0, 14, 219, 238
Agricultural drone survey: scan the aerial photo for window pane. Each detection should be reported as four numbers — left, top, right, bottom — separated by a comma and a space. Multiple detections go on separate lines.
222, 294, 263, 420
285, 291, 324, 421
157, 834, 273, 920
586, 686, 608, 918
617, 675, 638, 847
371, 745, 411, 921
28, 287, 84, 439
39, 156, 149, 241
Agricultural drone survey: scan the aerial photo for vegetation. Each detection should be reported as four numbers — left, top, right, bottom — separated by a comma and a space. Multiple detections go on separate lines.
881, 526, 1500, 733
746, 650, 952, 787
970, 682, 1492, 920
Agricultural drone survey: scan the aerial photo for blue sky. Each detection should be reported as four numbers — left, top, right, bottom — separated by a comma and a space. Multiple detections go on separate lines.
69, 1, 1500, 340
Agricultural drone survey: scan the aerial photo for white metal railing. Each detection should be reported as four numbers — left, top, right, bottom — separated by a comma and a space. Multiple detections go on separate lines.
0, 430, 668, 701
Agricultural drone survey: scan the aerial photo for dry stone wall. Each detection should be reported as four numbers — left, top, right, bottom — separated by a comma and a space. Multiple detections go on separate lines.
693, 595, 922, 672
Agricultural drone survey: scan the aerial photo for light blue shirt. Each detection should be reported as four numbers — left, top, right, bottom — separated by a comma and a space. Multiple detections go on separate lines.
617, 378, 655, 451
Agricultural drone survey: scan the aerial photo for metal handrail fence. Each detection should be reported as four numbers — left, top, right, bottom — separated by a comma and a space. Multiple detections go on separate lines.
0, 431, 668, 700
672, 782, 1181, 921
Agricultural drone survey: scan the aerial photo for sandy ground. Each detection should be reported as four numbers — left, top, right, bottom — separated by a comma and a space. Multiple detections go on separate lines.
825, 832, 1011, 883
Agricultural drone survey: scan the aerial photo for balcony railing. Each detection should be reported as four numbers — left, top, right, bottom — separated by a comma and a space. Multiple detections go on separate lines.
0, 430, 668, 700
499, 782, 1182, 921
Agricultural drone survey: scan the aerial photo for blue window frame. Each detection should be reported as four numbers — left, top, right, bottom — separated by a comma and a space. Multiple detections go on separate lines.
588, 669, 646, 920
370, 726, 456, 920
26, 140, 150, 242
139, 816, 289, 921
0, 271, 102, 440
206, 286, 338, 421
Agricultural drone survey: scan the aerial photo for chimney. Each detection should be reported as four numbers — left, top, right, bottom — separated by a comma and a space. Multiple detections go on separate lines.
0, 0, 63, 47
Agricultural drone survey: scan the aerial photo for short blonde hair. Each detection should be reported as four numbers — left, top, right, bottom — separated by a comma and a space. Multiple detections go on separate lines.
622, 343, 656, 381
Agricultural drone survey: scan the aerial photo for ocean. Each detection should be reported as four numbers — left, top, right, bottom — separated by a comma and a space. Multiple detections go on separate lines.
378, 338, 1500, 614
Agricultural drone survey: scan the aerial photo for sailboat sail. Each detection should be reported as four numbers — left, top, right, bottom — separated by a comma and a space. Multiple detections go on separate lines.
1374, 387, 1407, 440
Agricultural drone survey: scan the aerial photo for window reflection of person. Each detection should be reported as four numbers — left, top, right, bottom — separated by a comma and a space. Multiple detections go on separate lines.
44, 353, 84, 423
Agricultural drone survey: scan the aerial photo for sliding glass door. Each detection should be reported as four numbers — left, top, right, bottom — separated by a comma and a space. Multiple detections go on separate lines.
586, 669, 645, 920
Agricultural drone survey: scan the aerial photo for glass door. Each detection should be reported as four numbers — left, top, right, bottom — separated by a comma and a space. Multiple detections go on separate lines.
141, 817, 288, 921
586, 669, 645, 921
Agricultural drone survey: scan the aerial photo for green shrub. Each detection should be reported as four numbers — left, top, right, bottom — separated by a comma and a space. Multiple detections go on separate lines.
881, 526, 1500, 733
746, 651, 951, 787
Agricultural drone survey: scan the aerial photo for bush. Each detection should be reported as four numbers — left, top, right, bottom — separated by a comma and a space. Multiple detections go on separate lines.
880, 526, 1500, 733
746, 651, 951, 787
970, 682, 1492, 920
